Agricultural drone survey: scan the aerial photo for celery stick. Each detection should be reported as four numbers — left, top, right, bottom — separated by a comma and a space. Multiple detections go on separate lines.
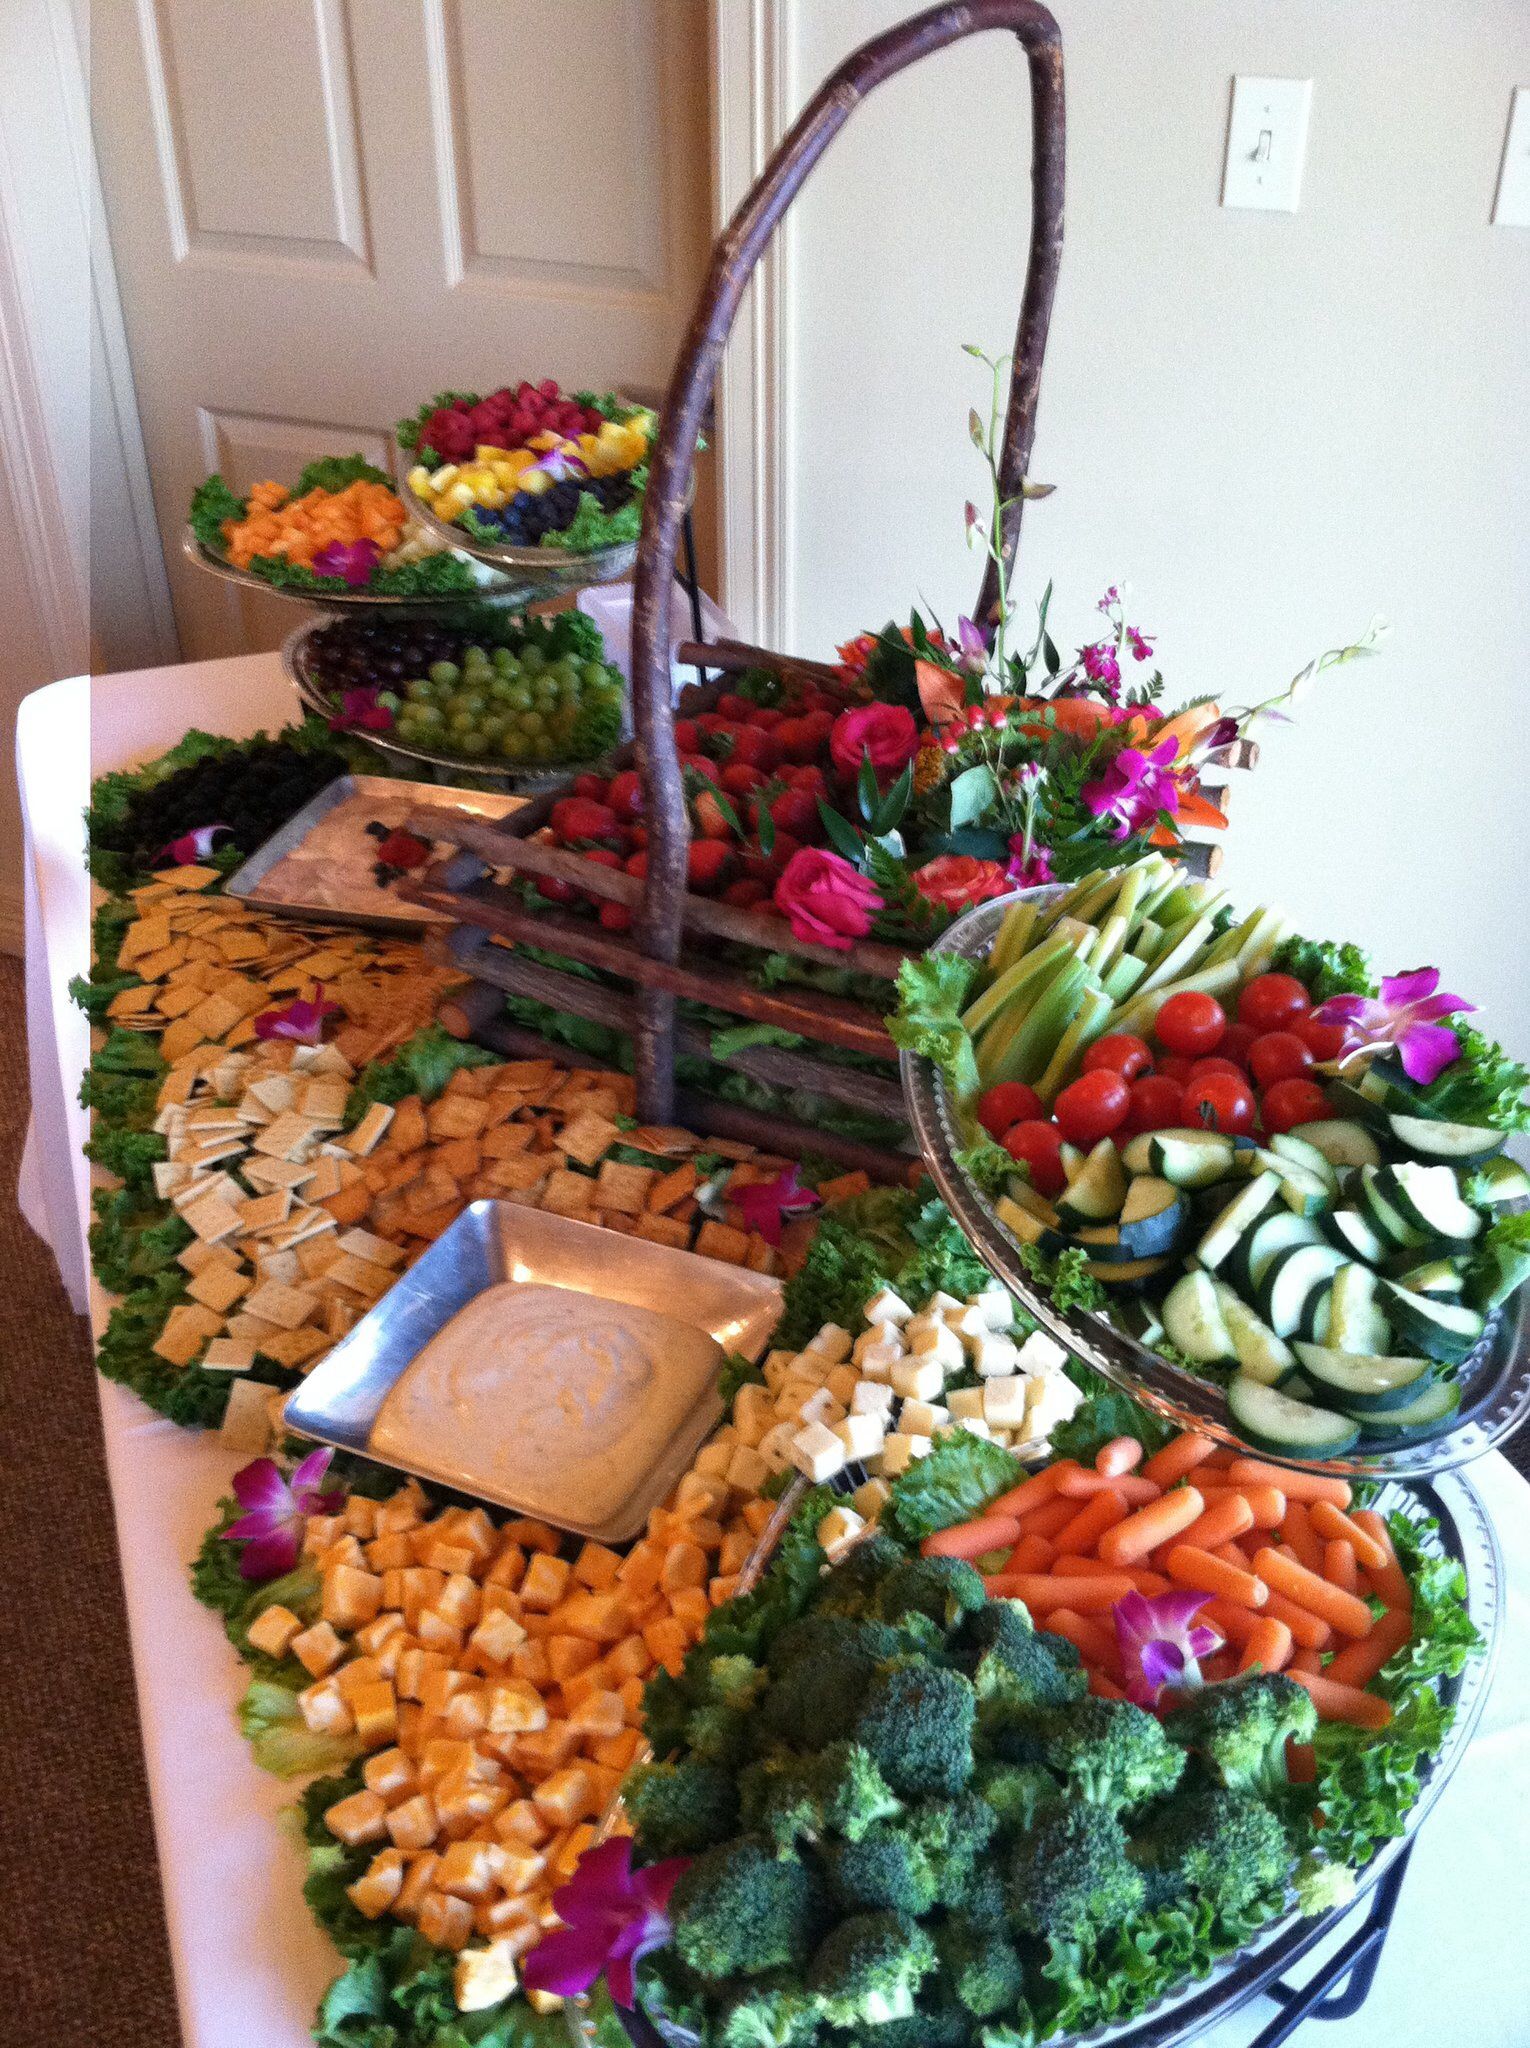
1008, 958, 1090, 1084
1238, 913, 1290, 979
1134, 911, 1218, 995
1110, 958, 1243, 1039
1130, 916, 1164, 962
985, 898, 1038, 983
1090, 912, 1128, 977
1103, 953, 1149, 1002
963, 931, 1074, 1039
1036, 985, 1114, 1103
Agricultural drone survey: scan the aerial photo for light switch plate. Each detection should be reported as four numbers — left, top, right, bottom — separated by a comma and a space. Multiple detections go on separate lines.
1222, 76, 1313, 213
1491, 86, 1530, 227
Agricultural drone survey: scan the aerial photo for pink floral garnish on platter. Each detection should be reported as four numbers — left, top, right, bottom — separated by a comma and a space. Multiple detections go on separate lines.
1081, 735, 1181, 841
522, 1837, 690, 2009
732, 1165, 821, 1248
1005, 837, 1056, 889
328, 686, 395, 733
772, 847, 883, 951
221, 1448, 343, 1581
312, 538, 382, 587
253, 985, 341, 1045
1114, 1589, 1220, 1709
1314, 968, 1475, 1086
156, 823, 233, 866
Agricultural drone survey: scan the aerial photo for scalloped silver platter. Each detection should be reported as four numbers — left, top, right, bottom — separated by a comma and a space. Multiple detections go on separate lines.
576, 1466, 1501, 2048
181, 525, 544, 610
395, 466, 639, 592
902, 886, 1530, 1480
282, 618, 622, 794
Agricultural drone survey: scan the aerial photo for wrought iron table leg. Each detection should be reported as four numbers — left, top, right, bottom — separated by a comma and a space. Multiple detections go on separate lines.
1249, 1845, 1413, 2044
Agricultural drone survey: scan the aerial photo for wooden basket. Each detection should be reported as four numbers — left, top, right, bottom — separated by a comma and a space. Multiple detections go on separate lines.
401, 0, 1249, 1175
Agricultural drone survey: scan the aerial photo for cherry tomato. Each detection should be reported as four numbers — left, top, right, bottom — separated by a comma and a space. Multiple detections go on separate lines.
1181, 1071, 1256, 1136
1155, 991, 1228, 1057
1002, 1119, 1066, 1196
1081, 1032, 1155, 1082
977, 1081, 1045, 1141
1215, 1020, 1259, 1070
1188, 1057, 1247, 1081
1054, 1070, 1132, 1146
1124, 1074, 1185, 1134
1294, 1012, 1348, 1062
1261, 1077, 1331, 1134
1237, 972, 1312, 1033
1153, 1052, 1196, 1085
1248, 1031, 1315, 1088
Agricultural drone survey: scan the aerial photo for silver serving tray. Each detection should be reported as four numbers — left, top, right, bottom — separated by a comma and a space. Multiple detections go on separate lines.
181, 525, 542, 609
902, 886, 1530, 1479
223, 772, 523, 932
283, 1202, 782, 1542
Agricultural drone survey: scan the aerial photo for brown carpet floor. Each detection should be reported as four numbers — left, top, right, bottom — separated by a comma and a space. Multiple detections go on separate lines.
2, 951, 1526, 2048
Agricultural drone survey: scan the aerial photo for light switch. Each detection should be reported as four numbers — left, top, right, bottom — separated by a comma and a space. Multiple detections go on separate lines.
1491, 86, 1530, 227
1222, 76, 1313, 213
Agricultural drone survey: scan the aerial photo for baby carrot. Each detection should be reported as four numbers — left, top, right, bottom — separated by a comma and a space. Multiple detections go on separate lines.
1226, 1458, 1351, 1508
1018, 1495, 1082, 1543
923, 1513, 1022, 1559
1261, 1590, 1333, 1651
1278, 1499, 1327, 1576
1309, 1499, 1390, 1573
1289, 1669, 1395, 1731
1237, 1616, 1293, 1674
1288, 1646, 1324, 1675
1286, 1741, 1316, 1783
1141, 1431, 1218, 1488
1207, 1482, 1286, 1528
1324, 1606, 1413, 1689
988, 1465, 1067, 1520
1350, 1508, 1413, 1611
1323, 1539, 1359, 1597
996, 1572, 1139, 1613
1175, 1491, 1254, 1554
1200, 1596, 1259, 1647
1215, 1539, 1259, 1571
1054, 1467, 1160, 1504
1045, 1608, 1118, 1669
1051, 1489, 1130, 1555
1007, 1532, 1056, 1574
1201, 1649, 1239, 1683
1165, 1543, 1268, 1610
1253, 1547, 1374, 1640
1095, 1436, 1143, 1477
1099, 1486, 1204, 1567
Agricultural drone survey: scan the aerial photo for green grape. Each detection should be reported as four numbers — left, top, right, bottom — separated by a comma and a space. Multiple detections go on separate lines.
481, 715, 507, 742
492, 645, 515, 672
428, 660, 460, 688
521, 646, 546, 676
506, 684, 532, 712
519, 711, 545, 736
406, 678, 434, 702
449, 712, 476, 736
457, 731, 489, 758
488, 676, 515, 702
580, 660, 609, 689
498, 731, 527, 759
531, 735, 555, 761
414, 704, 445, 730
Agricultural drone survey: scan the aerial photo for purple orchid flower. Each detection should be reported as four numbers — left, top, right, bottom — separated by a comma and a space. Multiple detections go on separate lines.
254, 986, 341, 1045
1005, 836, 1055, 889
1314, 968, 1475, 1085
1126, 626, 1155, 663
731, 1165, 821, 1249
523, 1837, 690, 2009
1114, 1589, 1221, 1709
156, 823, 233, 866
1080, 641, 1122, 691
312, 538, 382, 587
328, 686, 395, 734
221, 1448, 343, 1581
955, 614, 990, 671
1097, 585, 1120, 612
1082, 736, 1181, 841
1184, 714, 1240, 761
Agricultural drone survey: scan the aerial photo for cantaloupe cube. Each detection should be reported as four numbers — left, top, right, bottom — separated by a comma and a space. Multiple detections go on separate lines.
325, 1788, 390, 1846
396, 1648, 448, 1702
323, 1564, 384, 1631
355, 1611, 406, 1656
419, 1539, 476, 1576
377, 1483, 427, 1533
304, 1514, 342, 1558
568, 1688, 625, 1740
479, 1583, 523, 1621
495, 1842, 548, 1894
415, 1609, 465, 1655
618, 1676, 646, 1720
246, 1603, 303, 1659
352, 1681, 399, 1749
455, 1936, 519, 2012
508, 1639, 552, 1687
419, 1738, 476, 1786
493, 1799, 550, 1849
346, 1847, 405, 1919
474, 1893, 537, 1940
440, 1689, 489, 1740
591, 1728, 644, 1773
668, 1586, 709, 1633
742, 1497, 776, 1535
710, 1575, 740, 1607
319, 1535, 367, 1575
342, 1495, 380, 1540
531, 1766, 593, 1827
659, 1543, 707, 1595
365, 1531, 415, 1573
485, 1541, 526, 1589
334, 1656, 384, 1700
551, 1822, 596, 1880
468, 1608, 526, 1666
546, 1634, 600, 1682
643, 1616, 689, 1675
604, 1635, 649, 1682
513, 1721, 579, 1776
385, 1793, 439, 1852
616, 1541, 664, 1598
573, 1541, 622, 1590
417, 1889, 473, 1950
505, 1517, 560, 1555
526, 1988, 565, 2015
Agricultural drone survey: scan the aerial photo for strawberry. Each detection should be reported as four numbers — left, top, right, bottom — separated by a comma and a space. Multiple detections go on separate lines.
748, 706, 783, 731
721, 877, 770, 909
686, 840, 734, 892
772, 716, 818, 764
672, 718, 700, 752
532, 875, 577, 905
691, 788, 737, 841
728, 725, 779, 771
551, 797, 619, 843
625, 850, 649, 878
767, 788, 819, 840
571, 773, 608, 801
605, 770, 644, 820
721, 762, 767, 800
717, 692, 755, 721
598, 901, 633, 932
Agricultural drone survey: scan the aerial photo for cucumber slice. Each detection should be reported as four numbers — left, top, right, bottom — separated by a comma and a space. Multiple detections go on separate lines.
1356, 1378, 1462, 1442
1320, 1206, 1389, 1267
1291, 1341, 1434, 1414
1161, 1268, 1237, 1363
1056, 1139, 1128, 1226
1117, 1176, 1191, 1259
1289, 1119, 1383, 1171
1256, 1242, 1347, 1338
1470, 1155, 1530, 1205
1227, 1375, 1361, 1457
1270, 1132, 1339, 1190
1357, 1166, 1429, 1250
1238, 1212, 1326, 1292
1385, 1250, 1466, 1296
1149, 1130, 1239, 1188
1306, 1284, 1335, 1344
1276, 1167, 1333, 1220
1212, 1283, 1297, 1385
1379, 1163, 1482, 1243
1387, 1112, 1506, 1165
1326, 1263, 1391, 1353
1326, 1080, 1393, 1131
1196, 1172, 1281, 1271
1378, 1281, 1486, 1364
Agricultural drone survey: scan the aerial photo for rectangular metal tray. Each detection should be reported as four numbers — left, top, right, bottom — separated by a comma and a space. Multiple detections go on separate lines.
282, 1202, 782, 1541
225, 773, 524, 933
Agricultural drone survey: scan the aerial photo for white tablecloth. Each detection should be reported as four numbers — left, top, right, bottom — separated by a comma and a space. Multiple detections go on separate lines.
17, 657, 1530, 2047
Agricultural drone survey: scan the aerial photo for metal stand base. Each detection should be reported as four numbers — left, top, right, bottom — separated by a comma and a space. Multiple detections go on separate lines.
1246, 1846, 1412, 2044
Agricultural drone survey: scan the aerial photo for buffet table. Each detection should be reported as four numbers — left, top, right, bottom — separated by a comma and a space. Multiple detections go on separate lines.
18, 653, 1530, 2048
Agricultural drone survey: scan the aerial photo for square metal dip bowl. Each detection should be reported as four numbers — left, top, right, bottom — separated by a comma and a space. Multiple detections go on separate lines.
282, 1203, 782, 1541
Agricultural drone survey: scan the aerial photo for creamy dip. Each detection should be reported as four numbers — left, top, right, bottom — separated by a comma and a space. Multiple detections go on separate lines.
368, 1281, 721, 1525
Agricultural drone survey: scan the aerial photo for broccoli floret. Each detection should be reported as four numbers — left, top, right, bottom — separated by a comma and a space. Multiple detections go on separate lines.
624, 1758, 740, 1857
1161, 1672, 1318, 1797
903, 1794, 998, 1906
670, 1837, 825, 1979
805, 1911, 937, 2028
964, 1600, 1086, 1709
1130, 1772, 1293, 1917
852, 1660, 977, 1799
973, 1761, 1057, 1834
874, 1555, 986, 1632
826, 1824, 937, 1915
1293, 1853, 1359, 1918
741, 1741, 903, 1856
1008, 1803, 1146, 1943
1036, 1695, 1186, 1814
816, 1741, 904, 1841
953, 1861, 1009, 1928
767, 1612, 910, 1676
936, 1914, 1027, 2020
813, 1531, 904, 1613
683, 1653, 769, 1766
715, 1972, 820, 2047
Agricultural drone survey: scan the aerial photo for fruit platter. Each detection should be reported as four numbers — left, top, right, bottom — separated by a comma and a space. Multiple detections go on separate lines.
397, 380, 656, 587
898, 857, 1530, 1474
185, 454, 535, 608
284, 607, 628, 784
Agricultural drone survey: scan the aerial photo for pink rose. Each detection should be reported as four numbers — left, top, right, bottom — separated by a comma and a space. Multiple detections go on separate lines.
829, 702, 919, 784
912, 854, 1011, 912
772, 847, 883, 950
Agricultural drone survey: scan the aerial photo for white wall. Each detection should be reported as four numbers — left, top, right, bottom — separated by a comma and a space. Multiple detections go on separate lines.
776, 1, 1530, 1047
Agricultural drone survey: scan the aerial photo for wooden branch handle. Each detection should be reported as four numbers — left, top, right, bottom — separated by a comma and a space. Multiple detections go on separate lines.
629, 1, 1065, 1117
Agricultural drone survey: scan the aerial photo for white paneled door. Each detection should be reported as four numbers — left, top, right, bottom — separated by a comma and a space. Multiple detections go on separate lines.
91, 0, 713, 660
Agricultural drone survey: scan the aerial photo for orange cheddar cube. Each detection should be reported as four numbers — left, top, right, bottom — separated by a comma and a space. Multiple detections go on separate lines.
325, 1788, 390, 1847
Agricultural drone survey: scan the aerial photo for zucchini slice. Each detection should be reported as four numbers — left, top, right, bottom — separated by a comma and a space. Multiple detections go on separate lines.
1385, 1253, 1465, 1298
1357, 1166, 1430, 1250
1357, 1379, 1463, 1440
1291, 1342, 1434, 1415
1148, 1130, 1239, 1188
1236, 1212, 1326, 1292
1226, 1375, 1361, 1457
1256, 1242, 1347, 1338
1212, 1283, 1297, 1386
1387, 1112, 1506, 1165
1326, 1263, 1391, 1354
1056, 1139, 1128, 1226
1378, 1163, 1481, 1244
1470, 1155, 1530, 1205
1378, 1281, 1486, 1364
1269, 1132, 1339, 1191
1320, 1206, 1389, 1267
1196, 1171, 1281, 1271
1289, 1119, 1383, 1171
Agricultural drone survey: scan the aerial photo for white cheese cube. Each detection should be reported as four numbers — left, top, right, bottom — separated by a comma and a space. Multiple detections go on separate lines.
928, 1290, 966, 1317
983, 1375, 1032, 1428
973, 1333, 1021, 1380
1017, 1330, 1070, 1376
725, 1443, 771, 1495
906, 1319, 963, 1371
891, 1356, 946, 1402
835, 1412, 886, 1463
855, 1342, 904, 1384
944, 1303, 990, 1345
817, 1505, 866, 1563
732, 1383, 775, 1447
953, 1416, 995, 1441
863, 1288, 912, 1327
947, 1386, 986, 1421
851, 1380, 896, 1419
804, 1323, 852, 1364
970, 1287, 1017, 1330
852, 1476, 891, 1522
791, 1419, 847, 1482
798, 1387, 836, 1426
693, 1441, 733, 1480
777, 1377, 819, 1418
757, 1421, 798, 1474
899, 1400, 950, 1437
1025, 1370, 1084, 1440
826, 1364, 860, 1406
854, 1324, 905, 1365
